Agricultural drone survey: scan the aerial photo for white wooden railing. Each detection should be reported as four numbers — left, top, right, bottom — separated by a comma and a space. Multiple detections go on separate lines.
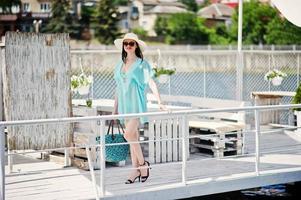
1, 104, 301, 200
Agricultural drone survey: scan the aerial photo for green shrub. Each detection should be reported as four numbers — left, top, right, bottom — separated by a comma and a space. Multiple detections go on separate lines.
154, 68, 176, 78
292, 83, 301, 111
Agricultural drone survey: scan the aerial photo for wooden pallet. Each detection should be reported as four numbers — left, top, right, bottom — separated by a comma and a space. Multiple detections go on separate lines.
190, 128, 243, 157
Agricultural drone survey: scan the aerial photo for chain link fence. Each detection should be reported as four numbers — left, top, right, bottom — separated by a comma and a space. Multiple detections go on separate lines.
72, 44, 301, 51
70, 49, 301, 125
71, 49, 301, 100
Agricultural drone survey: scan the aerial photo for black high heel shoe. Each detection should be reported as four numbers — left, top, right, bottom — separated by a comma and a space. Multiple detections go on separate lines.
125, 172, 141, 184
140, 161, 151, 183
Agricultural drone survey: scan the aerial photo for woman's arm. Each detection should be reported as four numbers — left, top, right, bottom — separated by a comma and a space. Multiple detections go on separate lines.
148, 79, 166, 110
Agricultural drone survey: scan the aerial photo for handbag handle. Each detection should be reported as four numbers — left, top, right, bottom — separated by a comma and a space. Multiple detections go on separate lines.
106, 120, 125, 136
106, 120, 114, 135
116, 120, 125, 134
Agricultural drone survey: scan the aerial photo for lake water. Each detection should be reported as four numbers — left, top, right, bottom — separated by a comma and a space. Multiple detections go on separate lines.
184, 182, 301, 200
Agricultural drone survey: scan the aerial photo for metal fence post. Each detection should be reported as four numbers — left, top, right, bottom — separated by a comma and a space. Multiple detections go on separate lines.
254, 109, 261, 176
181, 115, 187, 185
0, 125, 5, 200
203, 56, 206, 98
97, 120, 106, 197
236, 51, 244, 101
297, 53, 300, 87
268, 52, 272, 91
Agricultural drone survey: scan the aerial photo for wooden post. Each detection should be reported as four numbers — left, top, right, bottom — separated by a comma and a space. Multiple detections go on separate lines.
0, 43, 4, 121
0, 125, 5, 200
3, 32, 72, 150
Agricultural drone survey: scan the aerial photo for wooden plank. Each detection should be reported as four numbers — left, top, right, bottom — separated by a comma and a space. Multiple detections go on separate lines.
3, 32, 72, 150
173, 118, 179, 161
149, 119, 155, 164
155, 119, 161, 163
0, 46, 3, 121
6, 147, 301, 200
147, 93, 247, 108
5, 131, 301, 200
167, 118, 173, 162
178, 117, 183, 161
189, 121, 245, 133
161, 119, 167, 163
184, 116, 190, 160
196, 112, 241, 122
73, 131, 96, 146
251, 91, 296, 98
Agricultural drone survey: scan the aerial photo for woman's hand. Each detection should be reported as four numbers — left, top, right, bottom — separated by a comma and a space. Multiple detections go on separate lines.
159, 103, 167, 111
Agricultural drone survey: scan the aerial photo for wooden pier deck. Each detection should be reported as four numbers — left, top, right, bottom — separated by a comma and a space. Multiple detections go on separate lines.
5, 130, 301, 200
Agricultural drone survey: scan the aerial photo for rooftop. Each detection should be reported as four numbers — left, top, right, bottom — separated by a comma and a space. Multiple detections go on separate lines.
198, 3, 234, 19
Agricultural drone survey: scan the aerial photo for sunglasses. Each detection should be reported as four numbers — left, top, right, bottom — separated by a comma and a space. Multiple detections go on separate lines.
123, 41, 136, 47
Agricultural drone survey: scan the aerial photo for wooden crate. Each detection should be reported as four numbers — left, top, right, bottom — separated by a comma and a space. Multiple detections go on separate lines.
145, 116, 189, 164
71, 106, 127, 169
72, 106, 99, 169
190, 128, 243, 157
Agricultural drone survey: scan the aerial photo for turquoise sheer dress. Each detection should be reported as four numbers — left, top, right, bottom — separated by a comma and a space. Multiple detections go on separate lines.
114, 58, 155, 124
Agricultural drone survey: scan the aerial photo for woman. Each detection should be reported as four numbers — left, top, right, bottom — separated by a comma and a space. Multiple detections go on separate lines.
113, 33, 165, 184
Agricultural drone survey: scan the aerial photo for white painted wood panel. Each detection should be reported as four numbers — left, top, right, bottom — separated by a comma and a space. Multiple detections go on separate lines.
0, 46, 4, 121
172, 118, 178, 161
167, 119, 173, 162
3, 32, 72, 150
161, 119, 167, 163
149, 119, 155, 164
155, 119, 161, 163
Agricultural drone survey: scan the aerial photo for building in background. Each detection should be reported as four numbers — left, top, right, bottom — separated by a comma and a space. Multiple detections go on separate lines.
117, 0, 188, 36
0, 0, 52, 37
19, 0, 52, 33
0, 2, 20, 37
198, 3, 234, 28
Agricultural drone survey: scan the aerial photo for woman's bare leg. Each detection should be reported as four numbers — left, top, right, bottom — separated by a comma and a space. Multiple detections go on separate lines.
124, 119, 145, 180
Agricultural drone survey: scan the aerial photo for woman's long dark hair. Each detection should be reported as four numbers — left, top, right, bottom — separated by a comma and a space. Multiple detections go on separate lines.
122, 41, 143, 63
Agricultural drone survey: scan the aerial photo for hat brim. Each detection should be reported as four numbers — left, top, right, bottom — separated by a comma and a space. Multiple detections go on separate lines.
114, 38, 146, 52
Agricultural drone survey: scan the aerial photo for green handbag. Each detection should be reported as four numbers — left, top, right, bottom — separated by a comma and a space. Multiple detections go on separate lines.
96, 120, 129, 162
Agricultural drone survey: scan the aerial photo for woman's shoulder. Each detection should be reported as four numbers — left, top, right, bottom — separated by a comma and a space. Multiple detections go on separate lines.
137, 58, 151, 68
114, 60, 123, 71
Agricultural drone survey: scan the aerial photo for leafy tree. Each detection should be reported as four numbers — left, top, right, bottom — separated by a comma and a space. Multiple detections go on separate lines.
0, 0, 20, 14
179, 0, 199, 12
229, 0, 277, 44
44, 0, 80, 38
163, 13, 210, 44
209, 24, 230, 45
132, 27, 147, 38
80, 5, 95, 27
112, 0, 128, 6
154, 16, 169, 36
92, 0, 121, 45
292, 83, 301, 111
78, 5, 95, 40
199, 0, 211, 9
265, 17, 301, 45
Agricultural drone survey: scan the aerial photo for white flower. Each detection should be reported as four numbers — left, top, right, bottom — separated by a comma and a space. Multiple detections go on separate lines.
71, 73, 93, 92
264, 69, 287, 81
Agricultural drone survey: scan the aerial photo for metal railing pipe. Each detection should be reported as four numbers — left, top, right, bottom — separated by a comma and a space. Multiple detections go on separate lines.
98, 120, 106, 197
181, 115, 188, 185
254, 109, 261, 175
1, 104, 301, 127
